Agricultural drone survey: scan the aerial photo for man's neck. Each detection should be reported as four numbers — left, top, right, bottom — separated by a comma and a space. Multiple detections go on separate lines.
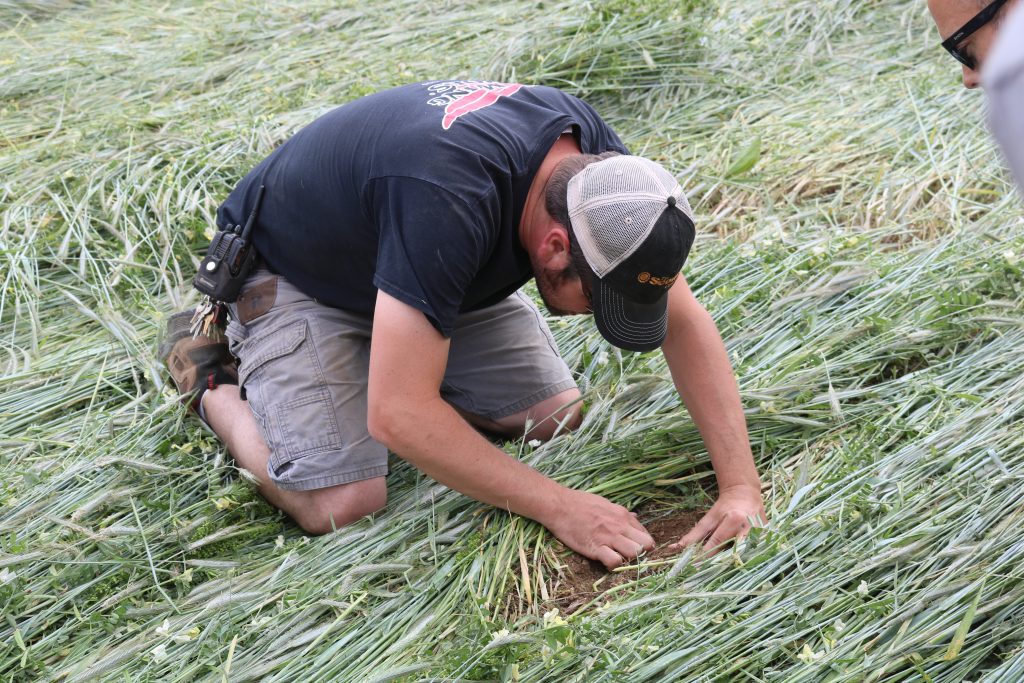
519, 133, 582, 250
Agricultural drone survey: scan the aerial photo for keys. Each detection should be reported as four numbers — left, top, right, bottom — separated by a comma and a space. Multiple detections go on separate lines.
189, 297, 213, 337
189, 296, 226, 339
203, 302, 226, 338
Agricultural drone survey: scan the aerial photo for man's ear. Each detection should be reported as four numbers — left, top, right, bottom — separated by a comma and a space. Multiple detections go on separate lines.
536, 222, 572, 271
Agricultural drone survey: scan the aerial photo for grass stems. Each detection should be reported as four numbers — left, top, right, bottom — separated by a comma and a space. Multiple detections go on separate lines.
1, 0, 1022, 680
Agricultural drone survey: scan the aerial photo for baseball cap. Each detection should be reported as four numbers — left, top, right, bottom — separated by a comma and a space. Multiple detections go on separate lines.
567, 156, 696, 352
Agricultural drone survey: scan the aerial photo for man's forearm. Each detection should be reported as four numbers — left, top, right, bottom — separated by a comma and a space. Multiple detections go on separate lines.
369, 396, 567, 521
663, 294, 760, 492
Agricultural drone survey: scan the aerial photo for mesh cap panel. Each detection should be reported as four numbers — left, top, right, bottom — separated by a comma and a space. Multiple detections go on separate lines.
567, 156, 693, 277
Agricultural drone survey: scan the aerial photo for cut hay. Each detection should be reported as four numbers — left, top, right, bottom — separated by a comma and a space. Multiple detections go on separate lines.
1, 0, 1023, 680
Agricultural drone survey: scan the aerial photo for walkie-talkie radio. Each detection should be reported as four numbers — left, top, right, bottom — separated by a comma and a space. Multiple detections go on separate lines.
193, 184, 266, 303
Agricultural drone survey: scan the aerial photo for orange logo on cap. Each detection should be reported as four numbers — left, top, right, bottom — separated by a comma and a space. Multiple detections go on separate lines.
637, 272, 678, 288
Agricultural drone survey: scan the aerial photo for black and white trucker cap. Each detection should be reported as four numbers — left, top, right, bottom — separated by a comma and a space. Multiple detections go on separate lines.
567, 156, 696, 352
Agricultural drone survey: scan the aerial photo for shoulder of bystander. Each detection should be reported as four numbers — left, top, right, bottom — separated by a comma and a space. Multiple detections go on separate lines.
984, 0, 1024, 190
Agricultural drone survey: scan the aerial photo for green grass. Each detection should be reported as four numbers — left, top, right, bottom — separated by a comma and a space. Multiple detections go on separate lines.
2, 0, 1023, 680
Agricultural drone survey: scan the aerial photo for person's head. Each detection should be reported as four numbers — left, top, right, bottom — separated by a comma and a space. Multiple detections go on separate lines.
928, 0, 1020, 88
528, 151, 616, 319
532, 153, 696, 352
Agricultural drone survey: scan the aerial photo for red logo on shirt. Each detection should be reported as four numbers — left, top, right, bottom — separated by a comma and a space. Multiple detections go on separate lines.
426, 80, 525, 130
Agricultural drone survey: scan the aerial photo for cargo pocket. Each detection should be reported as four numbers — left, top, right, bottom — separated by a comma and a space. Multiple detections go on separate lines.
237, 318, 344, 478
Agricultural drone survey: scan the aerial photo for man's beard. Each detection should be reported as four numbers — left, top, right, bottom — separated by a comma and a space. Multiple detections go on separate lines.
535, 264, 578, 317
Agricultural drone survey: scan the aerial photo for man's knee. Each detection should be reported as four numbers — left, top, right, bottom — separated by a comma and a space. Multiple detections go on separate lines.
509, 387, 582, 441
286, 477, 387, 535
459, 388, 582, 441
526, 391, 583, 441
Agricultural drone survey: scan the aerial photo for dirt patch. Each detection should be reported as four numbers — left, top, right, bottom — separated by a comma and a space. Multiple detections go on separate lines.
548, 507, 705, 614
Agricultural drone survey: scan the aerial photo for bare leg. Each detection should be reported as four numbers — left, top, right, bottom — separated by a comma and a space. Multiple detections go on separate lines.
202, 384, 386, 534
457, 388, 583, 441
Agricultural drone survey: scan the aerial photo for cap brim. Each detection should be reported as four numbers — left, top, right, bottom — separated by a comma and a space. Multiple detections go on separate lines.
591, 277, 668, 352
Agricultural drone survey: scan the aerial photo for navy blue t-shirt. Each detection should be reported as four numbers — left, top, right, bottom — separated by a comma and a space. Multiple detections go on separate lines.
217, 80, 628, 336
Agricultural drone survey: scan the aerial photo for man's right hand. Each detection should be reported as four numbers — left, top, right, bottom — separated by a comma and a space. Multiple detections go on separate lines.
544, 490, 654, 569
369, 293, 654, 570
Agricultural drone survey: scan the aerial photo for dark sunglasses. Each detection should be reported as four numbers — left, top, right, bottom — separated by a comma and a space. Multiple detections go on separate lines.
941, 0, 1010, 70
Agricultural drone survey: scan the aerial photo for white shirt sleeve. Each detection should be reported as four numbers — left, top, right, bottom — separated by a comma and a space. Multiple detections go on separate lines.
984, 1, 1024, 192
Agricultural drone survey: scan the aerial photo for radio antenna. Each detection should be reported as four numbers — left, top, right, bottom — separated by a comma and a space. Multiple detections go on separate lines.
239, 185, 266, 241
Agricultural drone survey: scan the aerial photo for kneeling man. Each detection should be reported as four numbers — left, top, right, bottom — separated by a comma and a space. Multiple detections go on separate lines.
164, 80, 764, 569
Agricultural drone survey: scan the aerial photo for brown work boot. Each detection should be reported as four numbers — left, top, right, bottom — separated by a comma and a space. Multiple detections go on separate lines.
159, 311, 238, 411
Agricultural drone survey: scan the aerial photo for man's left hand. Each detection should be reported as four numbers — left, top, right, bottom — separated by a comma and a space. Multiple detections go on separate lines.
669, 485, 765, 556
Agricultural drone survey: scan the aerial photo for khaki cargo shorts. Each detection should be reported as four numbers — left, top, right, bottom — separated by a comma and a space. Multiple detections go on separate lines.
224, 270, 576, 491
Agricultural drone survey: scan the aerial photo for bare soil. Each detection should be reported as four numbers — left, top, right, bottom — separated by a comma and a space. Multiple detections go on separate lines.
548, 507, 705, 614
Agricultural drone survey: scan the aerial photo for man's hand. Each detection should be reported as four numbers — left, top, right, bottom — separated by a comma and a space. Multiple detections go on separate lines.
670, 485, 765, 555
661, 280, 765, 557
544, 490, 655, 569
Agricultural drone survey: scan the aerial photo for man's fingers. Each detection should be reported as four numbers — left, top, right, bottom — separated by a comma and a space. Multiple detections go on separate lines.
609, 532, 650, 562
671, 512, 717, 549
703, 533, 737, 556
594, 546, 624, 570
622, 521, 655, 553
626, 513, 653, 540
703, 514, 749, 556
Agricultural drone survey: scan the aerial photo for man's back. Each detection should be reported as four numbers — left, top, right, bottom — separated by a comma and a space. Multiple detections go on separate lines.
217, 80, 627, 334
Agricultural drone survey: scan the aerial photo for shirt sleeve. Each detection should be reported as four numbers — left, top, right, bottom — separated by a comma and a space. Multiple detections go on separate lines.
368, 175, 496, 337
984, 2, 1024, 193
570, 96, 630, 156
